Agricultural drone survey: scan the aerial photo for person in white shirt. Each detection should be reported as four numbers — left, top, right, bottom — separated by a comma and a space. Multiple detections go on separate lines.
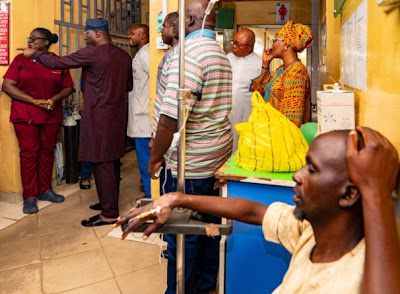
118, 126, 400, 294
127, 24, 151, 198
227, 29, 262, 151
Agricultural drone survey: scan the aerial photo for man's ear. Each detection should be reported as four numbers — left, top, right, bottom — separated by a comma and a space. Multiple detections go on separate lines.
339, 184, 361, 208
95, 31, 101, 38
187, 15, 195, 27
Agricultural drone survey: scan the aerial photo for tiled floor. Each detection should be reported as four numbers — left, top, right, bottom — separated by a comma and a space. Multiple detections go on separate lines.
0, 152, 167, 294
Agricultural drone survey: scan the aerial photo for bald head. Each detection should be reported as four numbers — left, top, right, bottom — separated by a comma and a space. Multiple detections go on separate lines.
310, 131, 350, 176
236, 29, 255, 45
231, 28, 256, 57
185, 0, 216, 35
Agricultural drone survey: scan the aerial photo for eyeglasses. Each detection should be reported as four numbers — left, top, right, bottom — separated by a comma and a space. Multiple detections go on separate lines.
26, 37, 46, 43
272, 38, 285, 43
231, 40, 250, 48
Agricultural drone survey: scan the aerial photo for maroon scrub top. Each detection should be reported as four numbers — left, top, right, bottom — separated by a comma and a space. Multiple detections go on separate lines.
3, 53, 74, 124
32, 44, 133, 162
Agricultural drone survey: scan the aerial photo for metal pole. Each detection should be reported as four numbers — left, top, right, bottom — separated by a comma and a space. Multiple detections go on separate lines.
176, 0, 190, 293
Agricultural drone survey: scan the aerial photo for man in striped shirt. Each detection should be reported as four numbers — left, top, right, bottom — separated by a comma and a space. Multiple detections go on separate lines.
150, 0, 232, 292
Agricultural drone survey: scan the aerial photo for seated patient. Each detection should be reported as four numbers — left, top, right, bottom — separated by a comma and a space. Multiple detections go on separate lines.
117, 126, 400, 294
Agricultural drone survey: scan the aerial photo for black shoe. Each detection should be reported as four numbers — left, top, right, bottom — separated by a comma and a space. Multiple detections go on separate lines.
23, 198, 38, 214
89, 203, 102, 211
159, 234, 167, 241
37, 189, 65, 203
160, 249, 168, 259
80, 179, 91, 190
81, 214, 117, 227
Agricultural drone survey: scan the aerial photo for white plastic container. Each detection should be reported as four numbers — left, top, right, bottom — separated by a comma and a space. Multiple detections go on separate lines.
317, 83, 355, 134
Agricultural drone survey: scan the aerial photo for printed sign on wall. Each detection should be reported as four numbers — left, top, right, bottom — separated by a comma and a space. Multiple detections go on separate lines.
341, 0, 367, 91
0, 2, 9, 65
276, 3, 290, 24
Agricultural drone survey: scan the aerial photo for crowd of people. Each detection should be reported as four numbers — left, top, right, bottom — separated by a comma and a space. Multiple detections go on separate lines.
2, 0, 399, 293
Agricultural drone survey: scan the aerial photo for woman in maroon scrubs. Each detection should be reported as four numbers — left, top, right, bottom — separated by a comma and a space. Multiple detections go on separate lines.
2, 28, 74, 214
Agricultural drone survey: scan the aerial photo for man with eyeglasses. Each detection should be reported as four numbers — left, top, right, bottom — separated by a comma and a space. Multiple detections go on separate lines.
227, 28, 262, 151
22, 18, 133, 227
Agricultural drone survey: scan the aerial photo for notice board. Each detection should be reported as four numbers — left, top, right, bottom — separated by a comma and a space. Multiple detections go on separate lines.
0, 1, 9, 66
341, 0, 367, 91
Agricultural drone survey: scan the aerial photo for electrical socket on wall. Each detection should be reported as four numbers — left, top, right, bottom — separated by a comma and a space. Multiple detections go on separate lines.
156, 37, 169, 50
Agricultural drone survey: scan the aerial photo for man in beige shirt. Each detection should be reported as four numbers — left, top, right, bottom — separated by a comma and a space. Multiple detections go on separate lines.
117, 127, 400, 294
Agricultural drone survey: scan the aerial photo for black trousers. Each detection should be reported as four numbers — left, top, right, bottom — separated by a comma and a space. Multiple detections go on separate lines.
92, 160, 120, 218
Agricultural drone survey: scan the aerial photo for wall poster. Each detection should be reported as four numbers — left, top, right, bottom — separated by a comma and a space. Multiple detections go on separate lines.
341, 0, 367, 90
0, 1, 9, 66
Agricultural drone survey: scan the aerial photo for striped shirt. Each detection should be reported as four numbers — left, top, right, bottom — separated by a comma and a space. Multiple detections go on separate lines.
153, 29, 233, 179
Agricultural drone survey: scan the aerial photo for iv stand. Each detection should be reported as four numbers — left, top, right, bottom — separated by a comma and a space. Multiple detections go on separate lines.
176, 0, 191, 292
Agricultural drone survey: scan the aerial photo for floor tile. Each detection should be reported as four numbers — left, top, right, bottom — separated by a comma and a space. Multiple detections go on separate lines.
40, 227, 101, 260
116, 264, 167, 294
0, 217, 16, 231
0, 263, 42, 294
38, 192, 81, 216
38, 205, 92, 235
102, 238, 161, 276
36, 200, 52, 212
107, 228, 167, 247
0, 202, 26, 221
53, 182, 81, 198
0, 234, 40, 271
42, 248, 113, 293
92, 224, 116, 239
59, 279, 120, 294
0, 214, 40, 238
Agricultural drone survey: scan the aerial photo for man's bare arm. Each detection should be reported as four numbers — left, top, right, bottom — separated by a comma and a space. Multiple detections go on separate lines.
346, 126, 400, 294
148, 114, 177, 178
116, 192, 268, 240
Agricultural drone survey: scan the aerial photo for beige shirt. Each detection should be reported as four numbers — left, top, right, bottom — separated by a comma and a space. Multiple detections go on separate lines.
262, 202, 365, 294
127, 43, 151, 138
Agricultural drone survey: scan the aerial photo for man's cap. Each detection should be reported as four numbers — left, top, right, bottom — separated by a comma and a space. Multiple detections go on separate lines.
85, 18, 109, 32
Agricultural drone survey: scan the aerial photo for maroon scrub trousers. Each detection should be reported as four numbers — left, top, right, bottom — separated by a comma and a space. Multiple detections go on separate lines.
13, 123, 60, 200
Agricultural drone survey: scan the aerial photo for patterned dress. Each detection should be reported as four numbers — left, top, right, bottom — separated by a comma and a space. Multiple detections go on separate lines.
250, 61, 311, 127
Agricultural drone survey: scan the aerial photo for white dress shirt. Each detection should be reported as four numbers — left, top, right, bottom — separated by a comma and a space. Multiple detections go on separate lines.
227, 52, 262, 151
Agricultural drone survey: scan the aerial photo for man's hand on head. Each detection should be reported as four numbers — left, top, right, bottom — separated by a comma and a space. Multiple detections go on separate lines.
345, 126, 400, 198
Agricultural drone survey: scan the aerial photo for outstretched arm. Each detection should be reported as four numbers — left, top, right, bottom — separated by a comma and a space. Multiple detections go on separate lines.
346, 126, 400, 294
23, 48, 93, 69
116, 192, 268, 240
